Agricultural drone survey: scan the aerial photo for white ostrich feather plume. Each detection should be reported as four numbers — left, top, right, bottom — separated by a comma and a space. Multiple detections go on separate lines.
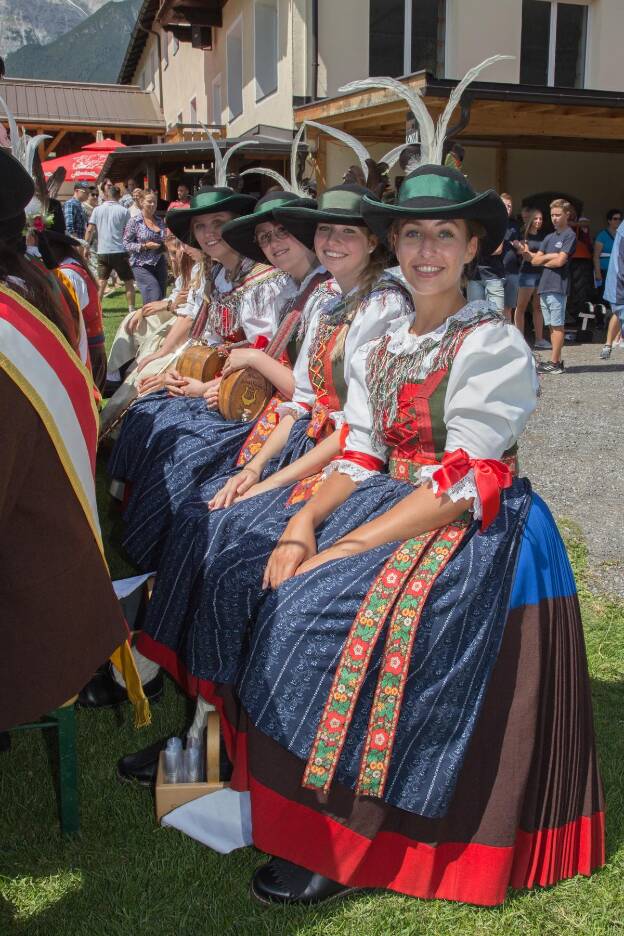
240, 123, 308, 194
305, 120, 370, 173
201, 125, 257, 186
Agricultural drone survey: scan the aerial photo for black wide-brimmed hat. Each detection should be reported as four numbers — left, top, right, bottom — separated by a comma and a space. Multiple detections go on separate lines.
0, 148, 36, 238
362, 165, 507, 254
221, 191, 317, 263
166, 187, 258, 246
274, 184, 377, 248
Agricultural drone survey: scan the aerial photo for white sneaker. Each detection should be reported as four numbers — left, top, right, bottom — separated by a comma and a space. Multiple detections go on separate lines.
534, 339, 552, 350
599, 345, 612, 360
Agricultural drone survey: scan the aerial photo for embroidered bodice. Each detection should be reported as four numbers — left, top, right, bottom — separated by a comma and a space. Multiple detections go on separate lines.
330, 300, 539, 515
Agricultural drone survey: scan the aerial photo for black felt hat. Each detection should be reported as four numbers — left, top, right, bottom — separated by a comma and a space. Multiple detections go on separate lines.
273, 184, 377, 248
166, 187, 258, 246
0, 148, 36, 238
361, 165, 507, 254
220, 191, 317, 263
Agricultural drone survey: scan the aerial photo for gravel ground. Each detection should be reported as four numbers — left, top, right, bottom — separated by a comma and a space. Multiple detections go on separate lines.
519, 338, 624, 598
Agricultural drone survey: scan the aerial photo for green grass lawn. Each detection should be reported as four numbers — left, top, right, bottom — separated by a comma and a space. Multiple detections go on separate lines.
1, 297, 622, 935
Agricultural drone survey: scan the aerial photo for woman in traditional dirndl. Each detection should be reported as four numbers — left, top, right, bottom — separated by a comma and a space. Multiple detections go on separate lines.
117, 188, 331, 571
227, 161, 605, 906
135, 183, 413, 691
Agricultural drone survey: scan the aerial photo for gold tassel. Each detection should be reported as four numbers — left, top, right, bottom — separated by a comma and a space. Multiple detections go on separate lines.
110, 640, 151, 729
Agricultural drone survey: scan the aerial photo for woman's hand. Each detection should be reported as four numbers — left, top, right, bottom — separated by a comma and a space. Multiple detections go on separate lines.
143, 241, 161, 250
136, 350, 164, 373
140, 300, 163, 318
168, 375, 206, 398
263, 515, 318, 589
203, 377, 221, 409
139, 370, 184, 396
295, 539, 359, 577
125, 310, 144, 335
208, 467, 260, 510
221, 347, 259, 377
173, 289, 189, 309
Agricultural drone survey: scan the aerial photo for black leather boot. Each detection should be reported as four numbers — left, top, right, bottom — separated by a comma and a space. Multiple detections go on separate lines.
78, 663, 163, 709
251, 857, 360, 906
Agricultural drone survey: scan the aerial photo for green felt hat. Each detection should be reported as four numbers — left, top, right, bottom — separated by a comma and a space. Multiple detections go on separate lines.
165, 186, 258, 246
361, 165, 507, 254
273, 184, 377, 248
220, 191, 317, 263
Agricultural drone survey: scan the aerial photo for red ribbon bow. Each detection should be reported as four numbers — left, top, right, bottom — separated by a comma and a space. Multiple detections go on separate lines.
432, 448, 512, 530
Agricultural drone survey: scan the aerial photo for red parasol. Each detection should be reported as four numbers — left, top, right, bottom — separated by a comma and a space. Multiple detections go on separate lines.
42, 139, 126, 182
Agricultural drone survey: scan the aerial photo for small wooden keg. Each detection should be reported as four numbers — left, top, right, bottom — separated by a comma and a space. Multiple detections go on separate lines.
177, 345, 228, 382
218, 367, 273, 422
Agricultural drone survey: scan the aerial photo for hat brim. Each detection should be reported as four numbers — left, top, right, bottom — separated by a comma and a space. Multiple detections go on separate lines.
221, 197, 317, 263
166, 193, 257, 246
273, 205, 368, 254
361, 190, 508, 255
0, 149, 35, 225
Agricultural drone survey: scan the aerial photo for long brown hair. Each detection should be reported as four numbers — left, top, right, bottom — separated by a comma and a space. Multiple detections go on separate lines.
0, 234, 73, 343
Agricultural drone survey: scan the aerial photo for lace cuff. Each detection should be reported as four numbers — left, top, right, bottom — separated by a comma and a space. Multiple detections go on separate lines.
276, 401, 309, 421
331, 411, 346, 429
323, 458, 380, 485
420, 464, 482, 520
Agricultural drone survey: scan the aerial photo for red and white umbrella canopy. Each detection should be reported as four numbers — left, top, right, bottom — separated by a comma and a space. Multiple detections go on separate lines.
42, 139, 126, 182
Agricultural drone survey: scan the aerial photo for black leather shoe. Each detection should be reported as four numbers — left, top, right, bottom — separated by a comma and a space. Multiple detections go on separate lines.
117, 736, 171, 786
78, 663, 163, 709
251, 857, 360, 906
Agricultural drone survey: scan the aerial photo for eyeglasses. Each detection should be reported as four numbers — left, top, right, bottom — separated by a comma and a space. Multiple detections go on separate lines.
254, 226, 290, 248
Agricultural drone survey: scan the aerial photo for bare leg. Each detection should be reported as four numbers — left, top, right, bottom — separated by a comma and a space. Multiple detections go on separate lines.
605, 312, 622, 348
514, 287, 533, 335
550, 325, 565, 364
97, 278, 107, 305
532, 292, 545, 342
124, 279, 136, 313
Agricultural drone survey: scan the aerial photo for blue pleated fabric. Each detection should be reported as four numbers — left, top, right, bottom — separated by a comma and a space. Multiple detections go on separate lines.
120, 400, 259, 570
108, 390, 194, 482
141, 416, 317, 651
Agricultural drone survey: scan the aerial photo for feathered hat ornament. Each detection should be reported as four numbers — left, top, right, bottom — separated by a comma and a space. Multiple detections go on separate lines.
202, 125, 257, 187
0, 94, 53, 236
239, 122, 309, 195
304, 119, 416, 197
338, 55, 513, 169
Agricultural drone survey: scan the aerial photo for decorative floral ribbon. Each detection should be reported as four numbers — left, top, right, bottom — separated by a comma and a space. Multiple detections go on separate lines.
302, 519, 469, 798
432, 448, 513, 530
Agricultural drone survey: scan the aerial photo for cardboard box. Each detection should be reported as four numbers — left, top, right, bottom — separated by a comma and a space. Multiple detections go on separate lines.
155, 711, 229, 823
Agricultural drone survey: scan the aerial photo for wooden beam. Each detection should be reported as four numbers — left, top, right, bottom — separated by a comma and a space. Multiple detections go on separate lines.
495, 147, 507, 193
43, 129, 67, 158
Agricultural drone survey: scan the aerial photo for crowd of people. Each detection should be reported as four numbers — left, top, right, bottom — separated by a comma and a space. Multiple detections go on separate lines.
2, 61, 611, 912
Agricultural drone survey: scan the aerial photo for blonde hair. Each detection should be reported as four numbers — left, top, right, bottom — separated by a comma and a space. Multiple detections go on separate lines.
550, 198, 574, 218
331, 240, 389, 362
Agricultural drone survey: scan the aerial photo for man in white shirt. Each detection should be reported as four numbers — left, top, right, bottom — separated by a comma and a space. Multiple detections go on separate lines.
86, 185, 136, 313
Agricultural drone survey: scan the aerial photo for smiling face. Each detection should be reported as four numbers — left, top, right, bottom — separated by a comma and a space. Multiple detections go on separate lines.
314, 222, 376, 289
142, 192, 157, 216
255, 220, 313, 278
191, 211, 236, 261
393, 219, 478, 297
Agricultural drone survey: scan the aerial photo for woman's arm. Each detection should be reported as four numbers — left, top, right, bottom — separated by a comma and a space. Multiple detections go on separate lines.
593, 237, 605, 280
136, 315, 193, 371
208, 414, 296, 510
221, 347, 295, 399
237, 429, 341, 500
122, 218, 141, 254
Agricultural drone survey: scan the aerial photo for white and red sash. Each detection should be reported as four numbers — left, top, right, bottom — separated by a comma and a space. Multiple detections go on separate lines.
0, 283, 150, 725
0, 283, 102, 553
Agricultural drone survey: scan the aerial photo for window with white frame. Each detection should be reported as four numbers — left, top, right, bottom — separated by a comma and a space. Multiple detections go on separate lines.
227, 17, 243, 121
520, 0, 588, 88
254, 0, 278, 101
212, 76, 222, 124
369, 0, 445, 78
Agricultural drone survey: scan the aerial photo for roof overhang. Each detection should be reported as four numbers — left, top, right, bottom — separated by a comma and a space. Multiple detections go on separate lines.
295, 72, 624, 153
98, 134, 302, 182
